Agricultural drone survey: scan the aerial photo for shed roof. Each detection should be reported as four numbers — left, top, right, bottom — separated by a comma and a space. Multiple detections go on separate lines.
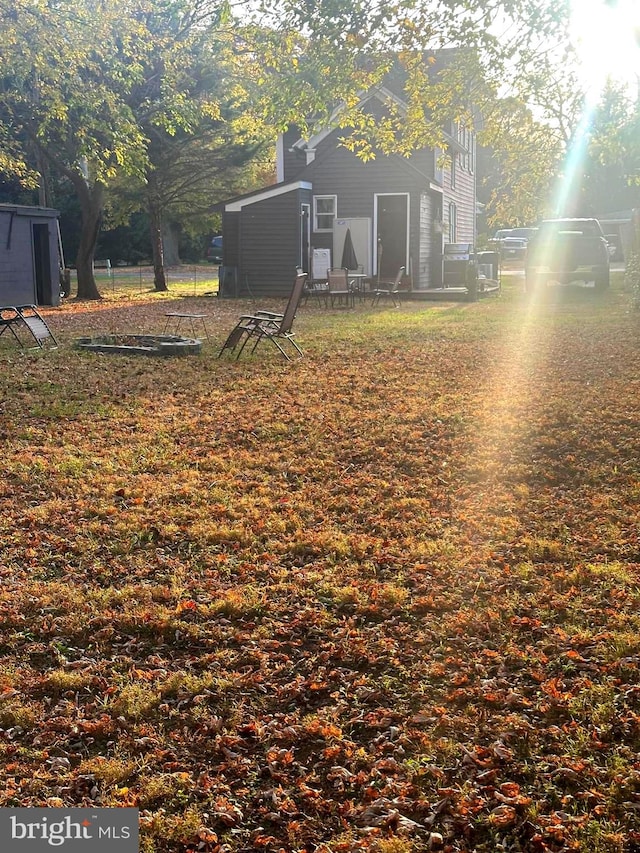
215, 180, 312, 212
0, 203, 59, 217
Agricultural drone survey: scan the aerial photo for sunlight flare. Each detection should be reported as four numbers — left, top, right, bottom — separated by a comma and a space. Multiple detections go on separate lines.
570, 0, 640, 92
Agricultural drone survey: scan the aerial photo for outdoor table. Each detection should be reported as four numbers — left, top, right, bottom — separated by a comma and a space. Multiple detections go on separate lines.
348, 273, 370, 299
163, 312, 210, 340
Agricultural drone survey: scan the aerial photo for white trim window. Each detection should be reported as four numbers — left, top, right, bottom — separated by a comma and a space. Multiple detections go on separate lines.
313, 195, 337, 232
448, 202, 457, 243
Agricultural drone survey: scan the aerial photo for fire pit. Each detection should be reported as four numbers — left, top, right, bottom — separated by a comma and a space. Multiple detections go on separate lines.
74, 334, 202, 357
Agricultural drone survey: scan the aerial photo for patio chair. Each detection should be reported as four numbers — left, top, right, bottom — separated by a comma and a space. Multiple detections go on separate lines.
218, 271, 307, 361
302, 278, 329, 307
0, 305, 57, 349
371, 266, 406, 307
327, 268, 354, 308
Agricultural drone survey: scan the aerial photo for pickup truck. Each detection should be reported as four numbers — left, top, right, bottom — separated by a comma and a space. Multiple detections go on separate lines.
525, 218, 610, 293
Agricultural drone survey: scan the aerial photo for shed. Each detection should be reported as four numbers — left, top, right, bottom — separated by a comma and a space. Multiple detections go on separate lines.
219, 181, 313, 297
0, 204, 62, 307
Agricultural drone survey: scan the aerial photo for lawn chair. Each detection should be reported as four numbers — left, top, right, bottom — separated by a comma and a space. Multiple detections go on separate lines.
371, 266, 406, 307
327, 268, 353, 308
0, 305, 57, 349
218, 272, 307, 361
302, 278, 329, 307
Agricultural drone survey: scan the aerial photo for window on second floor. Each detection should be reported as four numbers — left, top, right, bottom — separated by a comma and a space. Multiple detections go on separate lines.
313, 195, 337, 232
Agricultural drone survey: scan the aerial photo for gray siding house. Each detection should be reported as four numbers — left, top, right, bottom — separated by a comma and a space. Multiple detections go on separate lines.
218, 78, 476, 297
0, 204, 62, 307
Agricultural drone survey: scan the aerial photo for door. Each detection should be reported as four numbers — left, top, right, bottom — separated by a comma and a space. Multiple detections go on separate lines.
300, 204, 311, 273
32, 223, 53, 305
375, 194, 408, 280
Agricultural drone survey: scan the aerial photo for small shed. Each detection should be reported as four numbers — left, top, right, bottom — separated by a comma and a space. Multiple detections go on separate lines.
0, 204, 62, 307
218, 181, 313, 297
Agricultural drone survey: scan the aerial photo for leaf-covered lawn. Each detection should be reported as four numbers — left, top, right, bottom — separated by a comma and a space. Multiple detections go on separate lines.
1, 280, 639, 853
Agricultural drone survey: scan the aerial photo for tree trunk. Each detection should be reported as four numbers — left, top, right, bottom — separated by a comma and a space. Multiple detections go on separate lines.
73, 177, 104, 301
162, 221, 181, 266
148, 181, 168, 292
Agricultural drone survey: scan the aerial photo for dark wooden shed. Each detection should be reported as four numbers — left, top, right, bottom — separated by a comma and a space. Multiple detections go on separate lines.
219, 181, 313, 297
0, 204, 62, 307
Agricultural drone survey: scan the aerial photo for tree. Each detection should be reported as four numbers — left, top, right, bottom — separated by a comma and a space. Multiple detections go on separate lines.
0, 0, 240, 298
0, 0, 154, 298
108, 91, 268, 283
238, 1, 572, 230
243, 0, 570, 154
477, 98, 563, 228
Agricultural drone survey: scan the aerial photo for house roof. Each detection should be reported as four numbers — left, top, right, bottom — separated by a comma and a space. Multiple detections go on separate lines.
288, 50, 468, 157
594, 210, 633, 223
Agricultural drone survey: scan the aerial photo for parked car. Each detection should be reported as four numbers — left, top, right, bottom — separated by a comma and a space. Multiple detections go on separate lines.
207, 236, 223, 263
525, 218, 610, 292
500, 236, 528, 266
488, 229, 513, 248
508, 227, 538, 241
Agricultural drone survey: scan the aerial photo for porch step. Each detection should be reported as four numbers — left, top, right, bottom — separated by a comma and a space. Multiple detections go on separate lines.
407, 282, 501, 301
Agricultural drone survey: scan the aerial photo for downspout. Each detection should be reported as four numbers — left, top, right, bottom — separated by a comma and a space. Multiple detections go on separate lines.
6, 211, 15, 250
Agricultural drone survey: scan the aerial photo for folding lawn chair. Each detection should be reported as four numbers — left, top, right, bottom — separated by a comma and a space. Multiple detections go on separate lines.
218, 272, 307, 361
0, 305, 57, 349
371, 266, 406, 307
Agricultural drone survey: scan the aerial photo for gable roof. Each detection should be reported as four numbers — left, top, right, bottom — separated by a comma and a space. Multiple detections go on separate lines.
214, 179, 312, 212
286, 52, 471, 161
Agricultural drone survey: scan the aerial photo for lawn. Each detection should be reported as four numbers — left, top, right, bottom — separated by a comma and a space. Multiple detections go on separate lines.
1, 275, 639, 853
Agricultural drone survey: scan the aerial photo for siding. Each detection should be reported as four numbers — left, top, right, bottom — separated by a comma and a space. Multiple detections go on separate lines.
280, 127, 307, 182
441, 147, 475, 244
306, 137, 431, 275
221, 104, 478, 295
238, 190, 305, 297
418, 193, 432, 289
0, 207, 60, 306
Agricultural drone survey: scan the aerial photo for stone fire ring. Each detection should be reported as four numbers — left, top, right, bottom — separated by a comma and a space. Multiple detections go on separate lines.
74, 334, 202, 357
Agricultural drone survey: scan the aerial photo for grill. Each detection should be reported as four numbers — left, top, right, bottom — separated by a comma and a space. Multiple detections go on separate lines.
443, 243, 474, 287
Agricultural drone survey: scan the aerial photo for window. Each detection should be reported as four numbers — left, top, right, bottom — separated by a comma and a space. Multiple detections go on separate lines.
455, 124, 474, 172
450, 153, 456, 188
448, 202, 457, 243
313, 195, 337, 231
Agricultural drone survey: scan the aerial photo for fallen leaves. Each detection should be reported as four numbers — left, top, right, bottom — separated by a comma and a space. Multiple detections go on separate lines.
0, 286, 640, 851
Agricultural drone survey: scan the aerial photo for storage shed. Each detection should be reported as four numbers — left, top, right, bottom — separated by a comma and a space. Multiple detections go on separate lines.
219, 181, 313, 297
0, 204, 62, 307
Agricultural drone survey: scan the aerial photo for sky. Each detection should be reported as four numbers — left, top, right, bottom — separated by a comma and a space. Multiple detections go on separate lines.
569, 0, 640, 94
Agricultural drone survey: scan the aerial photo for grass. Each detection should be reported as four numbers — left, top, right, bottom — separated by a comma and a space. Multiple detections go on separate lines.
1, 271, 639, 852
69, 264, 220, 299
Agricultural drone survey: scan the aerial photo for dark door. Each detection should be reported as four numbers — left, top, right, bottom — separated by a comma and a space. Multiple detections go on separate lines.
32, 223, 53, 305
376, 194, 408, 279
300, 204, 310, 273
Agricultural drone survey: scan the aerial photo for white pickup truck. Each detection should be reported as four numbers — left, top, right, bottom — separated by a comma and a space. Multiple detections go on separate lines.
525, 218, 610, 293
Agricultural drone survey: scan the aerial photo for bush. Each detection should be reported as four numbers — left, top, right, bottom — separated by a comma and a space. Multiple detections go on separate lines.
625, 250, 640, 309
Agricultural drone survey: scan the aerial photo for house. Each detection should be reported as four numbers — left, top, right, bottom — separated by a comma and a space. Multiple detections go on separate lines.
217, 61, 477, 297
592, 210, 633, 262
0, 204, 62, 306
